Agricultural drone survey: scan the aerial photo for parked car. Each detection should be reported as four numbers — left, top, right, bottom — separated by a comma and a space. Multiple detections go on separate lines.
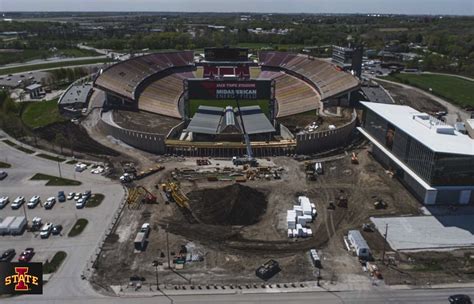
140, 223, 151, 237
44, 197, 56, 210
18, 248, 35, 262
11, 196, 25, 209
40, 223, 53, 239
0, 249, 16, 262
52, 224, 63, 235
0, 196, 9, 209
449, 295, 472, 304
76, 197, 87, 209
67, 192, 75, 200
83, 190, 92, 200
0, 171, 7, 180
58, 191, 66, 202
31, 217, 42, 231
74, 193, 82, 201
27, 195, 41, 209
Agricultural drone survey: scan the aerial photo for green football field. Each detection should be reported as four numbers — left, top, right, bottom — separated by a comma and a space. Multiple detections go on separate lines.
188, 99, 270, 116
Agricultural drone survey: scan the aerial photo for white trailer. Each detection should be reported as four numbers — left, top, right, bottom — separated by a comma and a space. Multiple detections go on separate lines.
134, 231, 147, 251
0, 216, 15, 235
348, 230, 371, 259
9, 216, 27, 235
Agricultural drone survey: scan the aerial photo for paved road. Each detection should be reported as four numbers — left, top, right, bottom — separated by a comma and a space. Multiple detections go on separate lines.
0, 56, 107, 69
3, 286, 473, 303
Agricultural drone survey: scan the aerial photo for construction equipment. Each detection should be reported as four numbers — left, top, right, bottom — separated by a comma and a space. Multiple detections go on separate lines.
161, 182, 190, 209
337, 191, 348, 208
232, 89, 258, 167
351, 152, 359, 164
121, 165, 165, 183
304, 161, 317, 180
126, 186, 157, 209
374, 199, 387, 209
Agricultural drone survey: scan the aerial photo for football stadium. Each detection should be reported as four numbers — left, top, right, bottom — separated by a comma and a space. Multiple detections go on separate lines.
94, 47, 360, 156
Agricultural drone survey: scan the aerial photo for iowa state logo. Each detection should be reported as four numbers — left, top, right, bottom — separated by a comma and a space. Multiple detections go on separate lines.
0, 263, 43, 295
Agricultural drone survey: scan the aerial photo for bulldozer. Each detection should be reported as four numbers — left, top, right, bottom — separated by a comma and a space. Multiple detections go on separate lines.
161, 182, 190, 210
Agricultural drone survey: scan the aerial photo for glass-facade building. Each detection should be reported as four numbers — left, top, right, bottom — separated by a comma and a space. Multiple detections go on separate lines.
360, 102, 474, 205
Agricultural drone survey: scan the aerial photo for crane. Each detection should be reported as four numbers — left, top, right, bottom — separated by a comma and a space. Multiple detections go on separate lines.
232, 89, 258, 167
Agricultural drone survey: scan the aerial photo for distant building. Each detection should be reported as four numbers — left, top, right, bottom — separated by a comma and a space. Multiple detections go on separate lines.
58, 84, 93, 117
359, 101, 474, 205
332, 45, 363, 78
25, 84, 43, 99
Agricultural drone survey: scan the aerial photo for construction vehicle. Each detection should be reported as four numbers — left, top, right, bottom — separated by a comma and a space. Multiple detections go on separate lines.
351, 152, 359, 164
126, 186, 157, 209
161, 182, 190, 209
337, 191, 348, 208
304, 161, 317, 180
121, 165, 165, 183
374, 199, 387, 209
256, 259, 281, 281
232, 90, 258, 167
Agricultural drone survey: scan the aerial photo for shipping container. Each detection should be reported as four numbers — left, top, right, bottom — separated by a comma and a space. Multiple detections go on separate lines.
9, 216, 26, 235
0, 216, 15, 235
134, 231, 147, 251
309, 249, 322, 268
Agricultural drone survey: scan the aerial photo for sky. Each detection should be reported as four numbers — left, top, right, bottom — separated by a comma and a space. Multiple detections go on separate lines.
0, 0, 473, 16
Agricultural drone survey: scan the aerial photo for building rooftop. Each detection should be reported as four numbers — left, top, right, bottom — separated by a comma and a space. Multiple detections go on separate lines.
59, 84, 92, 105
186, 105, 275, 135
361, 101, 474, 156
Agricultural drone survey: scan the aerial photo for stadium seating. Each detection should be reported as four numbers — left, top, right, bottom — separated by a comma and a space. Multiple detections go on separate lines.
95, 51, 194, 100
258, 51, 359, 100
138, 72, 193, 118
259, 70, 321, 117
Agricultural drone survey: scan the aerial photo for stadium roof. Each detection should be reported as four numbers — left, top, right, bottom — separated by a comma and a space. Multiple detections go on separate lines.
186, 105, 275, 135
360, 101, 474, 156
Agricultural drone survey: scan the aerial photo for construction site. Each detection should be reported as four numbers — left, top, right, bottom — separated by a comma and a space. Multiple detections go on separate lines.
91, 145, 432, 291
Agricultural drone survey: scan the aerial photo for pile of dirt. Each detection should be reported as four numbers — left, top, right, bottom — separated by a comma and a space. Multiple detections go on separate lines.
187, 184, 267, 226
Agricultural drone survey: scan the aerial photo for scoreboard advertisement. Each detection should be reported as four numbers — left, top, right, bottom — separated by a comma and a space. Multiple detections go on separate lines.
204, 47, 249, 62
188, 79, 272, 100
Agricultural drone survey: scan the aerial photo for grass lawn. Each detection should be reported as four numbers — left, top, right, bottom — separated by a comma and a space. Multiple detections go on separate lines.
0, 161, 11, 168
21, 99, 66, 129
86, 193, 104, 208
381, 73, 474, 108
0, 58, 113, 76
68, 218, 88, 237
2, 139, 35, 154
43, 251, 67, 274
30, 173, 81, 186
36, 153, 66, 162
189, 99, 270, 116
66, 159, 78, 165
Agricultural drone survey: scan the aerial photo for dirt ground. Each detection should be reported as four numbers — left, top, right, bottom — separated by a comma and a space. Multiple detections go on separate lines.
380, 82, 447, 113
113, 110, 181, 134
277, 107, 354, 133
92, 146, 426, 291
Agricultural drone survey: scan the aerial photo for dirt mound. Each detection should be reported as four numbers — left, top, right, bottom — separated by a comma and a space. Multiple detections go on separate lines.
188, 184, 267, 226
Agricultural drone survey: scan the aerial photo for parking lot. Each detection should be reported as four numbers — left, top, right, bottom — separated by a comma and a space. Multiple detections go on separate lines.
0, 138, 125, 298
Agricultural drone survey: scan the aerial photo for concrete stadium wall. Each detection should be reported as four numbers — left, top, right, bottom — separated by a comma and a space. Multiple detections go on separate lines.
295, 110, 357, 154
97, 112, 167, 154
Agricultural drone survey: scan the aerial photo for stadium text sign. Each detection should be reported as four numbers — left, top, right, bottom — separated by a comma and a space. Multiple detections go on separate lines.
188, 79, 271, 100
